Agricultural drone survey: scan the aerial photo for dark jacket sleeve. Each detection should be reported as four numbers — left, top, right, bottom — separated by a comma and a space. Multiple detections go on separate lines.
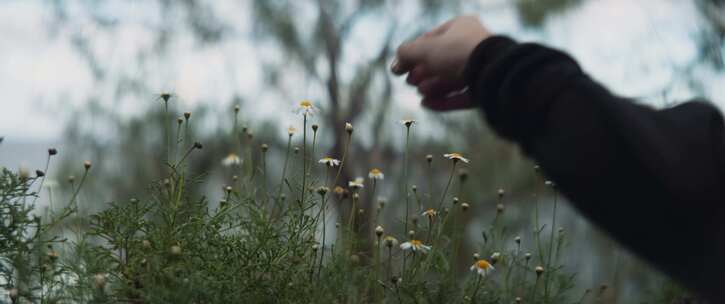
464, 36, 725, 300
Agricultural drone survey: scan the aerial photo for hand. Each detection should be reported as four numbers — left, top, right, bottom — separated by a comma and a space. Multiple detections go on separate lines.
391, 16, 491, 111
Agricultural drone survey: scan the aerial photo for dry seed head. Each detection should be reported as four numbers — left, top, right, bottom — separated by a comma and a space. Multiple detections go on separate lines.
260, 144, 269, 152
472, 253, 480, 260
177, 117, 184, 125
311, 244, 319, 252
345, 122, 353, 134
498, 188, 505, 197
67, 175, 75, 183
525, 253, 531, 261
311, 124, 319, 132
515, 297, 522, 303
453, 197, 459, 205
234, 105, 240, 113
515, 236, 521, 244
316, 186, 329, 196
184, 112, 191, 119
384, 236, 398, 248
294, 147, 300, 154
232, 175, 238, 181
461, 202, 470, 211
411, 185, 417, 192
426, 154, 433, 163
83, 160, 92, 170
408, 230, 415, 238
48, 148, 58, 156
35, 170, 45, 177
535, 266, 544, 276
375, 225, 384, 237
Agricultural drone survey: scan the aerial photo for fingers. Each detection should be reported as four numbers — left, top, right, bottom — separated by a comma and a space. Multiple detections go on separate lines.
417, 78, 465, 97
406, 66, 429, 86
393, 34, 437, 75
421, 91, 475, 112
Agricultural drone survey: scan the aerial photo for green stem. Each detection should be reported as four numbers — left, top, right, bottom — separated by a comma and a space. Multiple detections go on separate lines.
544, 191, 559, 302
437, 161, 457, 210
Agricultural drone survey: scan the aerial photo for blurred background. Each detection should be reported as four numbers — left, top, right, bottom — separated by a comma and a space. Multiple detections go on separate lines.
1, 0, 723, 302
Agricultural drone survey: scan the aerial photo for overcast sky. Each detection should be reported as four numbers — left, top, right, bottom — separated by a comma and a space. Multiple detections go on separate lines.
0, 0, 722, 145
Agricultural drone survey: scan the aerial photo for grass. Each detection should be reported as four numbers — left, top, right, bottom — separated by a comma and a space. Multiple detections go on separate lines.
0, 97, 694, 303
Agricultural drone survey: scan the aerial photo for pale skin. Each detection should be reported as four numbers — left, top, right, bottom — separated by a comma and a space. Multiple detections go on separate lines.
391, 16, 491, 111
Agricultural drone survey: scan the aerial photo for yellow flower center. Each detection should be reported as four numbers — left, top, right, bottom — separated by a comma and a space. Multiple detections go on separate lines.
425, 209, 436, 217
410, 240, 422, 247
370, 168, 381, 175
300, 100, 312, 108
477, 260, 491, 269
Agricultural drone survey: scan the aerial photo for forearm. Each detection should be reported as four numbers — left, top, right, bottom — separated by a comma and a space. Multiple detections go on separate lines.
465, 36, 725, 298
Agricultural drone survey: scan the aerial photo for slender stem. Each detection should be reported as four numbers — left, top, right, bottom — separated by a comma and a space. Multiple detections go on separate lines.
333, 132, 352, 187
31, 155, 51, 205
164, 100, 170, 164
402, 127, 411, 274
301, 114, 308, 208
544, 191, 559, 302
318, 192, 327, 278
437, 161, 457, 210
471, 275, 482, 303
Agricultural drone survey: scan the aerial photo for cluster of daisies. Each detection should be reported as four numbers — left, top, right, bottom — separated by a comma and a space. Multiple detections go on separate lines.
222, 100, 494, 278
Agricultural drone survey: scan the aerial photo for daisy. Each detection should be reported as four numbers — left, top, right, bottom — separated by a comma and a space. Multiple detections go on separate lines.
400, 119, 416, 127
287, 126, 296, 136
443, 153, 470, 163
221, 153, 241, 167
297, 100, 317, 116
400, 239, 431, 253
368, 168, 384, 180
348, 177, 365, 189
421, 208, 437, 219
470, 259, 495, 277
319, 157, 341, 167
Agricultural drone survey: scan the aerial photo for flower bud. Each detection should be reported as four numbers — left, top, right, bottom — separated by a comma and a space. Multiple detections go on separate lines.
94, 273, 106, 289
234, 105, 240, 113
8, 288, 18, 300
497, 188, 505, 197
345, 122, 353, 134
408, 230, 415, 238
452, 197, 459, 205
461, 202, 470, 211
525, 253, 531, 261
170, 245, 182, 256
67, 175, 75, 183
142, 240, 151, 249
177, 117, 183, 125
35, 170, 45, 177
48, 148, 58, 156
535, 266, 544, 276
193, 142, 203, 149
426, 154, 433, 163
83, 160, 92, 170
294, 147, 300, 154
472, 253, 480, 261
260, 144, 268, 152
490, 252, 501, 264
184, 112, 191, 119
312, 244, 319, 252
411, 185, 417, 192
375, 226, 384, 237
515, 236, 521, 244
311, 124, 319, 132
496, 203, 505, 213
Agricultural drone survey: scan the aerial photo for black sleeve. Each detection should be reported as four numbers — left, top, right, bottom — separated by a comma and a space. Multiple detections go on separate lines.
464, 36, 725, 300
